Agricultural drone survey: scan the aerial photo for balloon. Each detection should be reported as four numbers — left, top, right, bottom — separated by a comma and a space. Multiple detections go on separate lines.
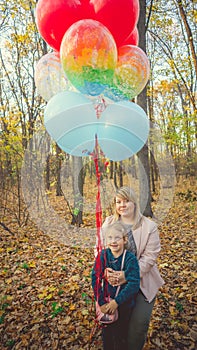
44, 91, 98, 155
36, 0, 139, 51
97, 100, 150, 161
34, 51, 71, 101
90, 0, 140, 47
44, 91, 149, 161
35, 0, 94, 51
104, 45, 150, 102
60, 19, 117, 96
121, 27, 139, 46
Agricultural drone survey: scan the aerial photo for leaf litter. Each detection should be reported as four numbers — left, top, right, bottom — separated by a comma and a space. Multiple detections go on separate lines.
0, 180, 196, 349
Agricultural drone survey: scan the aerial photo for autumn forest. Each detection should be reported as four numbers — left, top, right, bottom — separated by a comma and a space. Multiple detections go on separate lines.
0, 0, 196, 349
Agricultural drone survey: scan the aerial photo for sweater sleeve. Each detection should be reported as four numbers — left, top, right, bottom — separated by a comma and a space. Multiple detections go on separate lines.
115, 253, 140, 306
138, 223, 161, 278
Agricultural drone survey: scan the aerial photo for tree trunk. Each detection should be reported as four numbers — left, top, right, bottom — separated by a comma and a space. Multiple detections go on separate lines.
109, 160, 113, 179
45, 155, 50, 191
45, 135, 51, 191
147, 76, 157, 193
71, 156, 84, 226
176, 0, 197, 78
56, 144, 62, 196
137, 0, 153, 216
119, 161, 123, 187
129, 156, 137, 178
113, 162, 118, 189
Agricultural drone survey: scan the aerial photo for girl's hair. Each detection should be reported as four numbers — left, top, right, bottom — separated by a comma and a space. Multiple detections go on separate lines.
113, 186, 142, 229
104, 222, 128, 248
105, 221, 127, 238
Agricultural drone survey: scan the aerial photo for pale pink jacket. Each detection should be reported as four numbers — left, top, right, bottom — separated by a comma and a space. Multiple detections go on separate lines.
102, 215, 164, 303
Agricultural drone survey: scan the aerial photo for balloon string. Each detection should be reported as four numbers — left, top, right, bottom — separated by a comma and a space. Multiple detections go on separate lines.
92, 134, 104, 303
94, 96, 106, 119
93, 134, 102, 255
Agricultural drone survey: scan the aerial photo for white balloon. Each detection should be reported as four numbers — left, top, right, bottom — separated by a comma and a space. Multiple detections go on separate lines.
34, 51, 72, 101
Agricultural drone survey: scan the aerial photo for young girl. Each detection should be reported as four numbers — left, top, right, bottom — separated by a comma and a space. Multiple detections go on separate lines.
91, 222, 140, 350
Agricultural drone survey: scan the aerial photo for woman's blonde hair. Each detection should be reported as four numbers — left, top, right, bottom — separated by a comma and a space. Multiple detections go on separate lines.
113, 186, 142, 229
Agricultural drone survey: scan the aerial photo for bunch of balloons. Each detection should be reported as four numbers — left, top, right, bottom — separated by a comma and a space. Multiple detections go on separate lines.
34, 0, 150, 161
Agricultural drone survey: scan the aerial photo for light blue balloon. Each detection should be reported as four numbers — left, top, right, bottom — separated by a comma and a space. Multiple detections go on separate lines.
44, 91, 149, 160
97, 100, 149, 161
44, 91, 96, 156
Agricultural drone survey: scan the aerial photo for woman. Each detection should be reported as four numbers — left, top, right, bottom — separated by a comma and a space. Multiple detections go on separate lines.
102, 186, 164, 350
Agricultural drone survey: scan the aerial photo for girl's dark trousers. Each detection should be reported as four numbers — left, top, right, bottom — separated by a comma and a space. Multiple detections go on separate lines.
102, 304, 131, 350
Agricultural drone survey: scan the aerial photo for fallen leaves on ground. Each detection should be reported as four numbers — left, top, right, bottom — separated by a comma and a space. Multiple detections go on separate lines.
0, 179, 196, 349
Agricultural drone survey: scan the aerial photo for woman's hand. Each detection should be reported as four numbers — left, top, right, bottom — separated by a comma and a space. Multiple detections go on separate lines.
100, 300, 118, 314
105, 268, 126, 286
100, 303, 108, 314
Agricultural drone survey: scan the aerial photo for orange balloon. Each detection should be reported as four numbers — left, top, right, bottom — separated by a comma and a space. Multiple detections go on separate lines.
104, 45, 150, 101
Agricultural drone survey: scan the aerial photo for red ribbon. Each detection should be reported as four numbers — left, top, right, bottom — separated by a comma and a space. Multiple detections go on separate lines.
92, 134, 102, 256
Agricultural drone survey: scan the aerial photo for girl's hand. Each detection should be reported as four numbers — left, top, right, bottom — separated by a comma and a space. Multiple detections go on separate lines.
105, 268, 126, 286
105, 299, 118, 314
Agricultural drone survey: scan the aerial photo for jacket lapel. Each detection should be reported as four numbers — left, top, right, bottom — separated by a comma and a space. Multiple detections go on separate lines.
133, 218, 150, 259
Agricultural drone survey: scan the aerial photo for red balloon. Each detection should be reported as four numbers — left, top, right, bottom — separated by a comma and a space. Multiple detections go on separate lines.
36, 0, 139, 51
36, 0, 94, 51
91, 0, 139, 47
121, 27, 139, 46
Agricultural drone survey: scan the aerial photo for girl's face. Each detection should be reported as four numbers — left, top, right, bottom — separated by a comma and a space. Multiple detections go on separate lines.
106, 229, 125, 256
115, 196, 135, 218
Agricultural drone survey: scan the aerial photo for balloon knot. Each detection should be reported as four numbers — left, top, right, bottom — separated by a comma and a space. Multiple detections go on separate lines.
94, 96, 107, 118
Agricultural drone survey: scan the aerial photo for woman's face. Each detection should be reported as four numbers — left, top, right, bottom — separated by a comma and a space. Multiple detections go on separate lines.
115, 196, 135, 218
